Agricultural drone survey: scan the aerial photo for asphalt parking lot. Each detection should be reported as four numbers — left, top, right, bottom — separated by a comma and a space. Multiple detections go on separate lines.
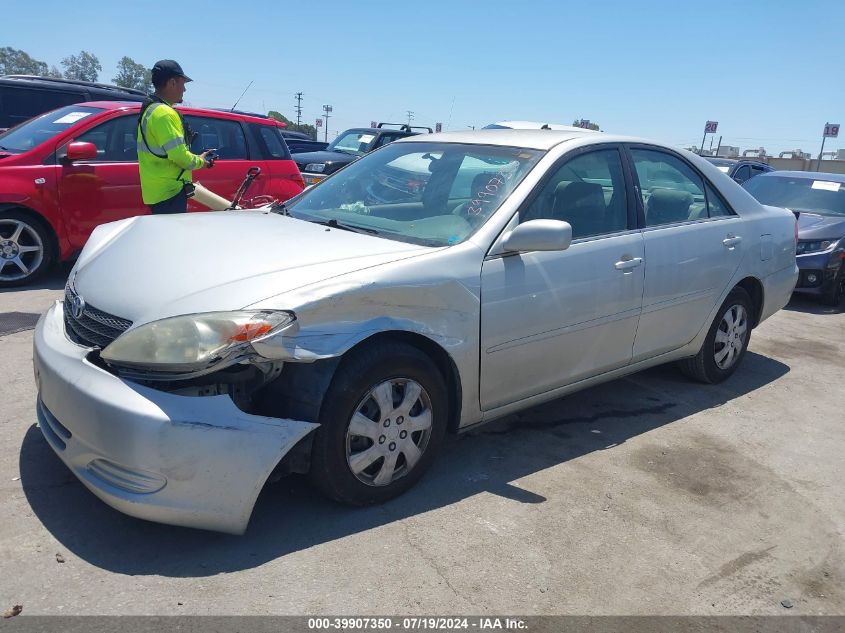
1, 265, 843, 616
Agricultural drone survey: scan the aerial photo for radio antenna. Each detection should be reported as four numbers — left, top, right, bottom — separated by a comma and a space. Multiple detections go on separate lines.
230, 81, 254, 112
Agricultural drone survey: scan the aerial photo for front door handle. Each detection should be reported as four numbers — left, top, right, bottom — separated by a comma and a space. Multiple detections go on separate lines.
614, 256, 643, 271
723, 234, 742, 248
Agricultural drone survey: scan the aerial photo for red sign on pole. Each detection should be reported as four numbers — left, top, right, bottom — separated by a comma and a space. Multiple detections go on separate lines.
704, 121, 718, 134
823, 123, 840, 138
316, 118, 323, 128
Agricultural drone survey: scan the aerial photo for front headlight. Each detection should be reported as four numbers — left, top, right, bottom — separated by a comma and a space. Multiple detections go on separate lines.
100, 310, 295, 373
797, 239, 838, 255
305, 163, 326, 173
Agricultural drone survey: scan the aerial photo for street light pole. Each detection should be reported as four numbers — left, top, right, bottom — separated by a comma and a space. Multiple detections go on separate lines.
322, 104, 333, 143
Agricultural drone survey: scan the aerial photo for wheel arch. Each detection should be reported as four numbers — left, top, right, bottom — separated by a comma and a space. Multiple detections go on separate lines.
256, 329, 464, 479
735, 276, 764, 328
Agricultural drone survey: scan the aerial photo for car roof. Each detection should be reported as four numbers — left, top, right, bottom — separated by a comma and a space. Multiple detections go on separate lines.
394, 128, 610, 150
486, 120, 596, 133
79, 101, 283, 126
0, 74, 147, 96
756, 170, 845, 183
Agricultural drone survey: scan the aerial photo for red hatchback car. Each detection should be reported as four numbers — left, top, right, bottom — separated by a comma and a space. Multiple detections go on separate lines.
0, 101, 305, 286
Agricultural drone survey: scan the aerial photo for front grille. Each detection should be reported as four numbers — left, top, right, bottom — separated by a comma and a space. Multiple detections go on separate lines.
63, 288, 132, 348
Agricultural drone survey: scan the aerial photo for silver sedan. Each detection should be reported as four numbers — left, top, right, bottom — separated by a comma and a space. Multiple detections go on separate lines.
33, 129, 798, 533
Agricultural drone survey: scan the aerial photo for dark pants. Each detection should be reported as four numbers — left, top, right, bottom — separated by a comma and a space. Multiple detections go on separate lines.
149, 188, 188, 214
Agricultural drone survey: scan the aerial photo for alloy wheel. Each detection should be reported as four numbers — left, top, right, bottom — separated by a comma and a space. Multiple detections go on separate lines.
0, 218, 44, 283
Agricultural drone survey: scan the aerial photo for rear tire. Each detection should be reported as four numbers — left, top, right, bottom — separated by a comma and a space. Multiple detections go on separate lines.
0, 210, 55, 287
308, 341, 448, 506
679, 287, 753, 384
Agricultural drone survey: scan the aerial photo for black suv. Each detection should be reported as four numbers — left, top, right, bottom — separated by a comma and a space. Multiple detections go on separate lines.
293, 122, 432, 186
0, 75, 147, 131
704, 157, 774, 184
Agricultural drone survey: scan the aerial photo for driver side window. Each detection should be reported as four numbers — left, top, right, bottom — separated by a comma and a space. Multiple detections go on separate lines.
521, 148, 628, 239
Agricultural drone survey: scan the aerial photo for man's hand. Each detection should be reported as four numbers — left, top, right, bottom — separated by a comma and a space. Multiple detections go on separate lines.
199, 149, 217, 168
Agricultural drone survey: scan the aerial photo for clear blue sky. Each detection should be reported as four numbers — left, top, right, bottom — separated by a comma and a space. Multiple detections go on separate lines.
5, 0, 844, 154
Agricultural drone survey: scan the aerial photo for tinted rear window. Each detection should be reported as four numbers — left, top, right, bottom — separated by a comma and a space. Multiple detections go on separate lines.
0, 104, 103, 153
0, 86, 85, 130
247, 123, 292, 160
744, 175, 845, 216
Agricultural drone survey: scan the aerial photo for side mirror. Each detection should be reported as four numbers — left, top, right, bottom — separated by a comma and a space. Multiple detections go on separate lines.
502, 219, 573, 253
65, 141, 97, 162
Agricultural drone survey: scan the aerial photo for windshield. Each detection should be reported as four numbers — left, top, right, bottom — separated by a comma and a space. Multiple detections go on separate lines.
327, 130, 377, 156
744, 175, 845, 217
286, 141, 544, 246
0, 105, 103, 153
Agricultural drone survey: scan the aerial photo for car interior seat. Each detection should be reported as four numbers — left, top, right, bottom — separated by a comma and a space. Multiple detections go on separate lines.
646, 188, 693, 225
552, 181, 607, 238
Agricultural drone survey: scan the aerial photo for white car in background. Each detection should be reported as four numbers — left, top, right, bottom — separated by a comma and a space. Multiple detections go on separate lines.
484, 120, 599, 132
33, 129, 797, 533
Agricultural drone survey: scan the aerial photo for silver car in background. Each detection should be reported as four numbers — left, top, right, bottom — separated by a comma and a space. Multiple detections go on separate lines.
33, 129, 798, 533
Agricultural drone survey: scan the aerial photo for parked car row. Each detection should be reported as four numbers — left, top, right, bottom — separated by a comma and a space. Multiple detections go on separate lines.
32, 128, 798, 533
0, 100, 305, 286
292, 123, 433, 186
743, 171, 845, 305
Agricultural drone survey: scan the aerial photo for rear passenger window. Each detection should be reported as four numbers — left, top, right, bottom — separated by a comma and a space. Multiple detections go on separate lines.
521, 148, 628, 239
705, 183, 733, 217
733, 165, 751, 183
631, 149, 706, 226
185, 116, 247, 160
249, 124, 291, 160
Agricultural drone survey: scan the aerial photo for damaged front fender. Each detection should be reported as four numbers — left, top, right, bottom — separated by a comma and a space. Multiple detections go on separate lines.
33, 302, 318, 535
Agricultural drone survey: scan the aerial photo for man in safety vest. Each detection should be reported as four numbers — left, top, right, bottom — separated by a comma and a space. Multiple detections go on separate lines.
137, 60, 213, 214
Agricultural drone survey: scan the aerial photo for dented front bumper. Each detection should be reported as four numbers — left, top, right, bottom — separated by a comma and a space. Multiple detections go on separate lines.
32, 301, 317, 534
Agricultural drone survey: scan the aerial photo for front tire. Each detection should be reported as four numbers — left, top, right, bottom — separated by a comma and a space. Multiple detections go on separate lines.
0, 210, 54, 287
679, 287, 753, 384
309, 341, 448, 505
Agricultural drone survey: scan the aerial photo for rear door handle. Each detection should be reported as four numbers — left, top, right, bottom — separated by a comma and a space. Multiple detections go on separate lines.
723, 234, 742, 248
614, 256, 643, 271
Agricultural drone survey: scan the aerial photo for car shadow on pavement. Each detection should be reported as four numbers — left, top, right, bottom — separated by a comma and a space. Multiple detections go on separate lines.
19, 351, 789, 578
783, 295, 843, 315
0, 263, 73, 294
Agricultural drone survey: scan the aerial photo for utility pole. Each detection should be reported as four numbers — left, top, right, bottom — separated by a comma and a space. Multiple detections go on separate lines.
294, 92, 303, 126
406, 110, 414, 127
322, 104, 333, 142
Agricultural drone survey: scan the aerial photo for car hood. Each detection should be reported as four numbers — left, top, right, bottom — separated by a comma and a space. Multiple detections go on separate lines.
293, 150, 357, 169
797, 212, 845, 240
72, 211, 431, 325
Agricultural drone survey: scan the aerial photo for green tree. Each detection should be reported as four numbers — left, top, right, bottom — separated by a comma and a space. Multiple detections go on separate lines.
112, 56, 151, 92
0, 46, 50, 75
268, 110, 317, 139
61, 50, 101, 82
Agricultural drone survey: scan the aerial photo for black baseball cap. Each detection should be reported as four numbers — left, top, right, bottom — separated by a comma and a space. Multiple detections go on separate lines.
151, 60, 192, 83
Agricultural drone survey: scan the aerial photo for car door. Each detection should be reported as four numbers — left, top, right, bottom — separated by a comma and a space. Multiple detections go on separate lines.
185, 115, 256, 209
57, 113, 144, 248
480, 145, 645, 410
626, 145, 744, 361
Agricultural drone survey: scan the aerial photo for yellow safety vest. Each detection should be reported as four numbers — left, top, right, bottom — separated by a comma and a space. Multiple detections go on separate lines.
137, 99, 205, 204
